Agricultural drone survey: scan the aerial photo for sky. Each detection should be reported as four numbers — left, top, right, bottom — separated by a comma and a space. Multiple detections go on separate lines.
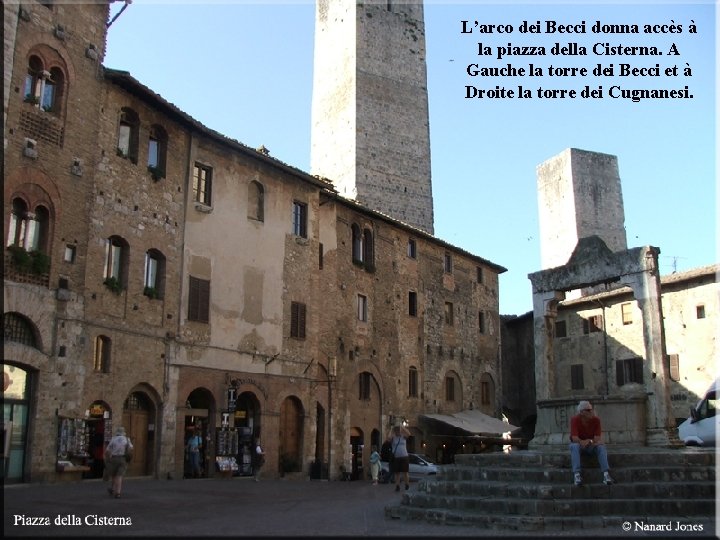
103, 0, 716, 315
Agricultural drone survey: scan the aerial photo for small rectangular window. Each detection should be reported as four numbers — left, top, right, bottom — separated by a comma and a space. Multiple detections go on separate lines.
292, 201, 308, 238
408, 367, 418, 397
188, 276, 210, 323
290, 301, 307, 339
571, 364, 584, 390
408, 291, 417, 317
616, 357, 644, 386
668, 354, 680, 381
445, 376, 455, 401
407, 238, 416, 259
192, 163, 213, 206
583, 315, 603, 334
697, 305, 706, 319
476, 267, 484, 284
359, 372, 371, 400
480, 381, 490, 404
621, 302, 633, 325
555, 320, 567, 338
319, 243, 324, 269
64, 245, 76, 263
444, 302, 454, 325
478, 311, 486, 333
94, 336, 111, 373
357, 294, 368, 322
444, 252, 453, 274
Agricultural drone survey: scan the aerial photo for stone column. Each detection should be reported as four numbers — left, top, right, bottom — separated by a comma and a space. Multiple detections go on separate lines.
621, 247, 680, 447
533, 290, 565, 402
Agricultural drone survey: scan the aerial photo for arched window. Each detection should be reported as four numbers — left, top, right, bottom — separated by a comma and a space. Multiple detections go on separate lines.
117, 108, 140, 163
6, 199, 49, 253
362, 228, 374, 267
351, 224, 362, 262
144, 249, 165, 299
248, 181, 264, 221
6, 198, 29, 248
23, 55, 43, 104
94, 335, 111, 373
147, 124, 168, 178
408, 366, 418, 397
103, 235, 129, 291
23, 56, 65, 116
3, 312, 39, 349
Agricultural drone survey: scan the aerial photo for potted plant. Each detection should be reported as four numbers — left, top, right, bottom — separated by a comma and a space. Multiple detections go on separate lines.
28, 250, 50, 275
8, 245, 31, 271
103, 276, 123, 294
147, 165, 163, 181
143, 286, 159, 299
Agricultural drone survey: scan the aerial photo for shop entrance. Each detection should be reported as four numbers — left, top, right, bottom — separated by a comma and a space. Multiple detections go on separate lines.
350, 427, 364, 481
184, 388, 214, 479
86, 401, 111, 478
232, 392, 260, 476
2, 364, 30, 483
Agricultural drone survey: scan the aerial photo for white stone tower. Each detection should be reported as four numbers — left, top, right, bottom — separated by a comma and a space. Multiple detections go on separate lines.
536, 148, 628, 270
310, 0, 434, 234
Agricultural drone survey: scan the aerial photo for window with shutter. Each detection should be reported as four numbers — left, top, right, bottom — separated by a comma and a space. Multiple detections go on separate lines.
668, 354, 680, 381
291, 302, 306, 339
188, 276, 210, 323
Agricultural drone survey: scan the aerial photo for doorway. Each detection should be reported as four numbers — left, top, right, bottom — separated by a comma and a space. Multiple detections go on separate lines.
122, 391, 155, 477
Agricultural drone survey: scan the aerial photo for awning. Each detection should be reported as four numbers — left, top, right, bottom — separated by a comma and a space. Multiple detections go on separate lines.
420, 409, 518, 436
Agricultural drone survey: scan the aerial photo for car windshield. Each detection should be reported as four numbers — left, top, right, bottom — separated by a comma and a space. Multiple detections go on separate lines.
411, 454, 434, 464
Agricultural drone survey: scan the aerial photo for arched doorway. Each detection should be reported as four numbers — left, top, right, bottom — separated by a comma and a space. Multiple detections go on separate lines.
279, 396, 303, 475
86, 400, 111, 479
350, 427, 364, 481
233, 391, 261, 476
184, 388, 214, 478
122, 391, 156, 477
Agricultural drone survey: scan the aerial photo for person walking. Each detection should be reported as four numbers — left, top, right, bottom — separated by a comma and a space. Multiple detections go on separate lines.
569, 400, 614, 486
186, 428, 203, 478
253, 439, 265, 482
387, 425, 411, 492
104, 426, 133, 499
369, 446, 381, 485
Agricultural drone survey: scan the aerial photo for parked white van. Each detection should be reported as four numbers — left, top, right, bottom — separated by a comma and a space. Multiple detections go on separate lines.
677, 378, 719, 446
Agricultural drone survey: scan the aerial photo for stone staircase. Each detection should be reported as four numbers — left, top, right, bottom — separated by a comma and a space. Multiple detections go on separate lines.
385, 447, 716, 532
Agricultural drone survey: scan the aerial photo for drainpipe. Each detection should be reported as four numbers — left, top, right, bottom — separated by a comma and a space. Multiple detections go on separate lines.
594, 299, 609, 397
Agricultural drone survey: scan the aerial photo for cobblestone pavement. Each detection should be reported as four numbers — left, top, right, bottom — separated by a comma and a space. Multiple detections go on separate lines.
4, 476, 717, 538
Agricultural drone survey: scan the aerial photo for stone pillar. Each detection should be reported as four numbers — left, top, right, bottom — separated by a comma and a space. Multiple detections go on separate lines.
620, 247, 680, 447
533, 290, 565, 402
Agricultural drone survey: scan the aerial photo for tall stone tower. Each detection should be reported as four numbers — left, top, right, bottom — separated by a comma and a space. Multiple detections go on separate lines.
310, 0, 434, 234
536, 148, 628, 270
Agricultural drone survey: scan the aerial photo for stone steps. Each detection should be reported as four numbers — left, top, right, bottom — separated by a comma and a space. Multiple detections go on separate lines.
384, 447, 716, 532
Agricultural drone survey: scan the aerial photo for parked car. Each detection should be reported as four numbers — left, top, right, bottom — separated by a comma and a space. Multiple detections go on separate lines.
678, 378, 718, 447
379, 453, 438, 483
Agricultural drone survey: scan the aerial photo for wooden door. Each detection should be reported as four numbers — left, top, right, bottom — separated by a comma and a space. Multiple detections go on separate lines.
279, 397, 302, 472
122, 410, 148, 476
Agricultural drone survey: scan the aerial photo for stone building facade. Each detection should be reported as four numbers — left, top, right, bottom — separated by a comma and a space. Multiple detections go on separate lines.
502, 265, 719, 441
3, 0, 505, 484
499, 146, 718, 447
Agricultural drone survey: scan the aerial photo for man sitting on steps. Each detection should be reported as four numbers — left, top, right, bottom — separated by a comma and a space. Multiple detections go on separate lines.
569, 400, 614, 486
